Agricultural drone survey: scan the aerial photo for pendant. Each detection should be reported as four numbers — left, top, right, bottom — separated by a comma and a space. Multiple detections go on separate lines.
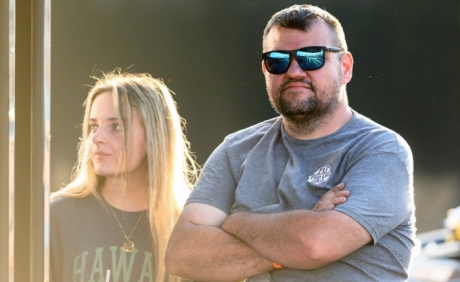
123, 238, 134, 252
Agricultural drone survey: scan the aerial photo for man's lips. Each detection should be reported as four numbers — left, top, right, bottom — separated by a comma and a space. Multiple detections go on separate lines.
282, 81, 312, 91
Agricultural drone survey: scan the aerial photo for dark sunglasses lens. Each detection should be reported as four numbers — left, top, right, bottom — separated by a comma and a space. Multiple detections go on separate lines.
265, 52, 290, 74
296, 48, 324, 71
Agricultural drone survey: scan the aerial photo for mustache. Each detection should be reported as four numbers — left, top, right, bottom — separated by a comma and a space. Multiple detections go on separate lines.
280, 79, 313, 92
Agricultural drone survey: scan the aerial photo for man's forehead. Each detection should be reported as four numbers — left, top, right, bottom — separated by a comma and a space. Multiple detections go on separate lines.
263, 23, 332, 51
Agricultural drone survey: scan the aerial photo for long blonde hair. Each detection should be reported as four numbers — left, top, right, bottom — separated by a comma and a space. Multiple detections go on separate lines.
52, 69, 198, 281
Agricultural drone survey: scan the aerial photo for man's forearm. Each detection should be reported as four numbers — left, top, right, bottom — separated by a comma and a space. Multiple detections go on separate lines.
221, 210, 365, 269
166, 222, 273, 281
220, 210, 317, 269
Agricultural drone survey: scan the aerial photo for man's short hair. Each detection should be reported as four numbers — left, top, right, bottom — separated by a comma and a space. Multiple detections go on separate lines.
263, 4, 348, 51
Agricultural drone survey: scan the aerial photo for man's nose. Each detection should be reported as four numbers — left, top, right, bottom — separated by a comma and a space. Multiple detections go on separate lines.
286, 56, 308, 78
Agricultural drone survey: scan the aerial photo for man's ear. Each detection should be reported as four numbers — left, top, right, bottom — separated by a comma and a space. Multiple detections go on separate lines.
341, 51, 353, 84
261, 60, 267, 75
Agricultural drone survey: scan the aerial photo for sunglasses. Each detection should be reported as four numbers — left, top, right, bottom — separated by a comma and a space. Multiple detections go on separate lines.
262, 46, 343, 74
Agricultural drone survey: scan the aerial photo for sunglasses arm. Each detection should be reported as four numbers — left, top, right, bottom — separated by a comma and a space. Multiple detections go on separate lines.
325, 47, 343, 52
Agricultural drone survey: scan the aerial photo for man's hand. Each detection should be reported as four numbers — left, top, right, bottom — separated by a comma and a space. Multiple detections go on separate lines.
313, 183, 349, 212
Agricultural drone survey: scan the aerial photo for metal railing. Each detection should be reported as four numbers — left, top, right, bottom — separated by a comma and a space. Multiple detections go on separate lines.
0, 0, 50, 280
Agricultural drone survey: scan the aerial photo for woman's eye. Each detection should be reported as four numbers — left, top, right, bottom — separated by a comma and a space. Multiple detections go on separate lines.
114, 124, 122, 131
89, 124, 98, 131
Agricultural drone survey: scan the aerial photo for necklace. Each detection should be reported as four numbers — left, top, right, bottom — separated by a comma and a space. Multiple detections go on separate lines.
107, 203, 145, 252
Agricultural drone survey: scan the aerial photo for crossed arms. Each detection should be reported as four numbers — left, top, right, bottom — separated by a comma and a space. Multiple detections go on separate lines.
165, 184, 372, 282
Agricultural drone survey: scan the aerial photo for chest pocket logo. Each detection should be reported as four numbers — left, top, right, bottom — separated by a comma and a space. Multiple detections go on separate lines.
307, 165, 332, 185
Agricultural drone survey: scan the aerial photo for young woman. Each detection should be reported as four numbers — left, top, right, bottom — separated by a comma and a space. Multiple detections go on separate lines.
50, 70, 198, 281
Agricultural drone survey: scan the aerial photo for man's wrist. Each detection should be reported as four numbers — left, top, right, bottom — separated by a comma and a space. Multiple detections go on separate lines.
221, 211, 246, 235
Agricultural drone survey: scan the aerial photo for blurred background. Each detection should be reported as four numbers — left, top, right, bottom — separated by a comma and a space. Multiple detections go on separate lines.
51, 0, 459, 236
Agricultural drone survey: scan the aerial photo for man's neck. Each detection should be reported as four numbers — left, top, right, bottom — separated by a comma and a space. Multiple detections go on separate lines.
283, 102, 353, 140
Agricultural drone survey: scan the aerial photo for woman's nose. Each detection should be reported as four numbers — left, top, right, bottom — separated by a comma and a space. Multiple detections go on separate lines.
91, 128, 106, 144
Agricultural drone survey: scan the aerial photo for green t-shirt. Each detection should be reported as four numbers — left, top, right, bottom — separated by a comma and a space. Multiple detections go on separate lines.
51, 195, 155, 282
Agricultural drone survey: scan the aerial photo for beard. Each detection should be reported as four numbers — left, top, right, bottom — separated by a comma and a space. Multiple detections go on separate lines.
269, 76, 343, 134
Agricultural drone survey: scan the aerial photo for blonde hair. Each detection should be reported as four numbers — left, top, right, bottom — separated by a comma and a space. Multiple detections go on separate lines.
52, 69, 198, 281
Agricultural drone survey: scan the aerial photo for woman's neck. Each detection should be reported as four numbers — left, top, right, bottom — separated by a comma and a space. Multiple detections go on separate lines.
100, 177, 149, 212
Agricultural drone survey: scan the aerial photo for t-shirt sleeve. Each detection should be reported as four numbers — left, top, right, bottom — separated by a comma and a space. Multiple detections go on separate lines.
334, 137, 414, 245
186, 140, 237, 214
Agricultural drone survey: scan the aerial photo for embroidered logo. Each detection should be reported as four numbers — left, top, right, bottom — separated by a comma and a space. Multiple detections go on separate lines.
307, 165, 332, 184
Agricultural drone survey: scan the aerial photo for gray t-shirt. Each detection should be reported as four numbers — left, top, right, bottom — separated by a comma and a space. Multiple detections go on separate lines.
187, 111, 416, 281
50, 195, 155, 282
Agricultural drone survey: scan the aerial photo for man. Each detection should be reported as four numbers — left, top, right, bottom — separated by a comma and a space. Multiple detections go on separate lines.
166, 4, 415, 281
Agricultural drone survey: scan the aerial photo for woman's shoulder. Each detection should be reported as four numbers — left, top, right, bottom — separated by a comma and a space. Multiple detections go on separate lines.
50, 194, 102, 215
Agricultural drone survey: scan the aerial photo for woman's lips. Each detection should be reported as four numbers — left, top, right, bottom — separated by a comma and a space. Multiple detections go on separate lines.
93, 151, 110, 159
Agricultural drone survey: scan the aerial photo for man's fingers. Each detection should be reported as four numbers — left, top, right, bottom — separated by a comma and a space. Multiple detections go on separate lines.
316, 204, 334, 212
329, 183, 345, 192
319, 195, 347, 206
323, 185, 349, 201
313, 183, 349, 212
330, 196, 347, 204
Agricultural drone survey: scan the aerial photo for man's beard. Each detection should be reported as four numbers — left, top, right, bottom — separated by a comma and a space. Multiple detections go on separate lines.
269, 77, 342, 134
